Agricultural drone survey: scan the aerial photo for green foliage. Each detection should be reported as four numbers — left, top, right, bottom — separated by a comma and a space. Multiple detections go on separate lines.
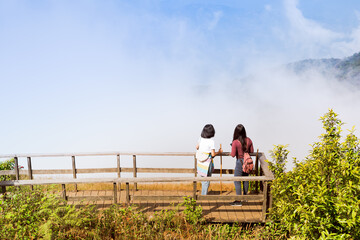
0, 189, 261, 239
204, 223, 263, 240
0, 188, 64, 239
0, 188, 99, 239
268, 144, 289, 178
0, 158, 15, 181
97, 205, 150, 239
180, 196, 204, 225
266, 109, 360, 239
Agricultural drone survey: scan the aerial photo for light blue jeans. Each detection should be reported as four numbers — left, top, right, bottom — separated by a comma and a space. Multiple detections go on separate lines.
234, 158, 249, 195
201, 161, 214, 195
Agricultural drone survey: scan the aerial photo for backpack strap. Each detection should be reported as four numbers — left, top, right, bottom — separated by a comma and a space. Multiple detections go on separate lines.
235, 141, 244, 165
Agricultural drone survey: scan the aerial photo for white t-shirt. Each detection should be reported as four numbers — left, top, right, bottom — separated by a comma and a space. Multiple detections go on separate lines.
197, 137, 215, 153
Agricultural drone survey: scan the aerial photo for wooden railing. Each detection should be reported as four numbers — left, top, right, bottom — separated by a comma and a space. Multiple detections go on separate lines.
0, 151, 274, 222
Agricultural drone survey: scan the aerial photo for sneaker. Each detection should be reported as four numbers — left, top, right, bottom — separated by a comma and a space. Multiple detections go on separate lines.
230, 201, 242, 206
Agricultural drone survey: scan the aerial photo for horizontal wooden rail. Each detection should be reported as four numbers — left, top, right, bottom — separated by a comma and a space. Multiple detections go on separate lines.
1, 168, 236, 176
0, 176, 273, 187
0, 170, 15, 175
0, 152, 196, 158
30, 167, 196, 175
0, 151, 262, 159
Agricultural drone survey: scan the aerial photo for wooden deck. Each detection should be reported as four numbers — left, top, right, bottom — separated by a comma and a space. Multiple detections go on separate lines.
65, 189, 263, 223
0, 151, 273, 223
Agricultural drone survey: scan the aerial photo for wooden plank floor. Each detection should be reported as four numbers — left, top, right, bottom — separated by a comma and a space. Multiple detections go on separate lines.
66, 189, 263, 223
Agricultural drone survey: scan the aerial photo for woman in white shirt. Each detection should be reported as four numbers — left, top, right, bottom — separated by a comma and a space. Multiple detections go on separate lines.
196, 124, 223, 195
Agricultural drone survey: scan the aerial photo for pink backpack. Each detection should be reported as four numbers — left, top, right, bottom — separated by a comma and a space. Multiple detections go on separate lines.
242, 152, 254, 174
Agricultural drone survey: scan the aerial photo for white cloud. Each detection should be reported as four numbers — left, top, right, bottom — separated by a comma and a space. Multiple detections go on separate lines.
283, 0, 343, 57
331, 20, 360, 57
278, 0, 360, 59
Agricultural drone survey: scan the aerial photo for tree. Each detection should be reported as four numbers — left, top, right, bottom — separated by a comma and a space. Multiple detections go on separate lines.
266, 109, 360, 239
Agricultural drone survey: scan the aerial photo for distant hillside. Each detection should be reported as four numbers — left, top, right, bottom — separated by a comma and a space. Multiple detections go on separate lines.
287, 52, 360, 85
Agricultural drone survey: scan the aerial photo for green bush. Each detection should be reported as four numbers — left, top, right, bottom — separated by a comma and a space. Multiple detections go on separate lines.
1, 189, 259, 239
0, 188, 61, 239
0, 158, 15, 181
266, 109, 360, 239
0, 188, 98, 239
180, 196, 204, 225
268, 144, 289, 178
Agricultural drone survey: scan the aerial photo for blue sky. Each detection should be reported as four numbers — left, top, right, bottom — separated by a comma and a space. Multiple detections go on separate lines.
1, 0, 360, 170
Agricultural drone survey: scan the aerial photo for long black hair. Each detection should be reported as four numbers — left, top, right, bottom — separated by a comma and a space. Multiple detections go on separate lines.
233, 124, 247, 152
201, 124, 215, 138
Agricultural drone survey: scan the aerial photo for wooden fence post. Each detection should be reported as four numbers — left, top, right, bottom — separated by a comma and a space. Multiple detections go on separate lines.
262, 181, 268, 222
27, 157, 33, 190
220, 144, 223, 194
62, 184, 67, 200
193, 155, 197, 199
126, 182, 130, 205
14, 157, 19, 180
117, 154, 121, 192
133, 155, 137, 191
113, 182, 117, 204
268, 182, 272, 211
255, 150, 259, 193
71, 156, 77, 192
259, 153, 263, 192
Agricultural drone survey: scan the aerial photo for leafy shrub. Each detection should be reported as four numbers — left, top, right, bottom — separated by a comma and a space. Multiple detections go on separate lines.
268, 144, 289, 178
0, 188, 98, 239
0, 189, 261, 239
0, 188, 61, 239
266, 109, 360, 239
180, 196, 204, 225
0, 158, 15, 181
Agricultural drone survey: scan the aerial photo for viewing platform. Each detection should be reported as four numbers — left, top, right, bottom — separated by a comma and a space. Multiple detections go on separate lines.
0, 151, 274, 223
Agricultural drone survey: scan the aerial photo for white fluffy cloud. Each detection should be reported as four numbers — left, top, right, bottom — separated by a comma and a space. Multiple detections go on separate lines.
283, 0, 360, 58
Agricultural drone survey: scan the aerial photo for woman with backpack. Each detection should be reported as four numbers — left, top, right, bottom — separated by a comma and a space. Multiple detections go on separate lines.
230, 124, 254, 206
196, 124, 223, 195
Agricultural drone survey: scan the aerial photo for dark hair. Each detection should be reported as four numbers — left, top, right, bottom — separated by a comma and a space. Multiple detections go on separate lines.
201, 124, 215, 138
233, 124, 247, 152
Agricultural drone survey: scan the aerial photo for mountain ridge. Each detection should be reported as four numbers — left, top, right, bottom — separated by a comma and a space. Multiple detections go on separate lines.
287, 52, 360, 85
